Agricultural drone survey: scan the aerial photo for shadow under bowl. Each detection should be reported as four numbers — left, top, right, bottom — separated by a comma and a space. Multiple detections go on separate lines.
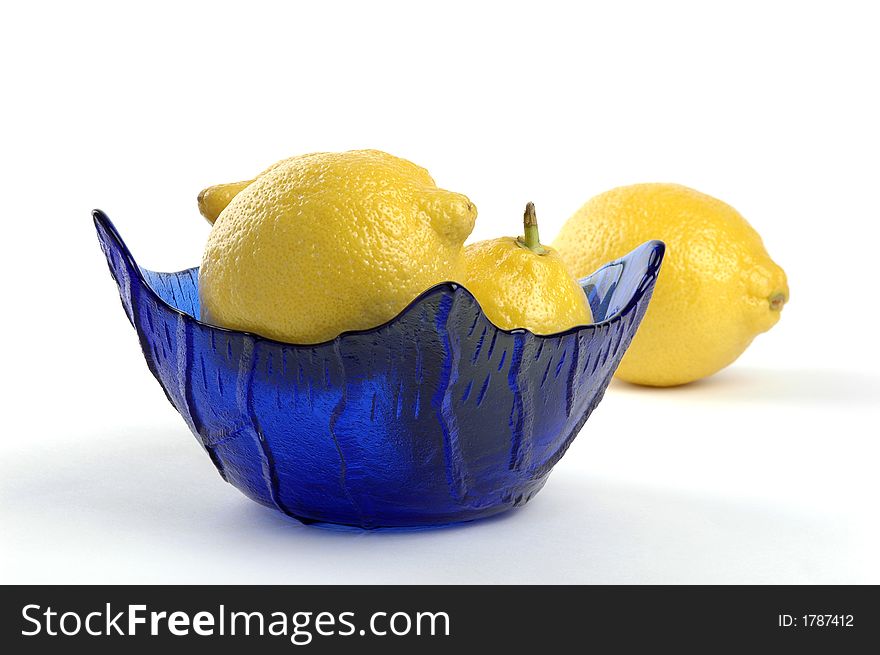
94, 210, 663, 528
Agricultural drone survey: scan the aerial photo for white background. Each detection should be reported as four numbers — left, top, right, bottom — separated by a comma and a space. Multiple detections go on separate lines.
2, 1, 878, 584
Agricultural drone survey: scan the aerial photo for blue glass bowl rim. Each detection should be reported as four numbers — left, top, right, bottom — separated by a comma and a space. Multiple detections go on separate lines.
92, 209, 665, 348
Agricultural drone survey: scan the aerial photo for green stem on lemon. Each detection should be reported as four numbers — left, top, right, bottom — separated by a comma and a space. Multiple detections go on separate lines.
518, 202, 547, 254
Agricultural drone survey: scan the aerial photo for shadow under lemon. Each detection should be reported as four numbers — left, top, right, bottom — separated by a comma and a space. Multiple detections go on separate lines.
611, 366, 880, 408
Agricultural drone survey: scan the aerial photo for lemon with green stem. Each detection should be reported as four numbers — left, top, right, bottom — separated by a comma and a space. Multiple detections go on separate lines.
463, 203, 593, 334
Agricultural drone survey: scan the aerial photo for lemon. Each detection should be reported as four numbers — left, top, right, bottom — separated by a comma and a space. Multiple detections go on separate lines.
199, 150, 477, 344
464, 203, 592, 334
196, 157, 297, 223
198, 180, 251, 224
553, 184, 788, 386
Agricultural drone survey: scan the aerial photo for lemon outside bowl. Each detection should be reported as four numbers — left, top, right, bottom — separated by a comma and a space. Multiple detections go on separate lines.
93, 210, 664, 528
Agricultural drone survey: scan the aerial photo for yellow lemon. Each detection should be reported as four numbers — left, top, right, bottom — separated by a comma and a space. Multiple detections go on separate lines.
464, 203, 592, 334
197, 180, 251, 224
553, 183, 788, 386
199, 150, 476, 344
196, 157, 298, 223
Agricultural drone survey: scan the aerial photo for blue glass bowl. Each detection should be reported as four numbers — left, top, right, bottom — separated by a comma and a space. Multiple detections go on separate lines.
93, 210, 664, 528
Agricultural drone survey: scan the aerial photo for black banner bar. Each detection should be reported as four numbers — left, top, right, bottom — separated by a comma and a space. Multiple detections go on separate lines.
2, 585, 876, 652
